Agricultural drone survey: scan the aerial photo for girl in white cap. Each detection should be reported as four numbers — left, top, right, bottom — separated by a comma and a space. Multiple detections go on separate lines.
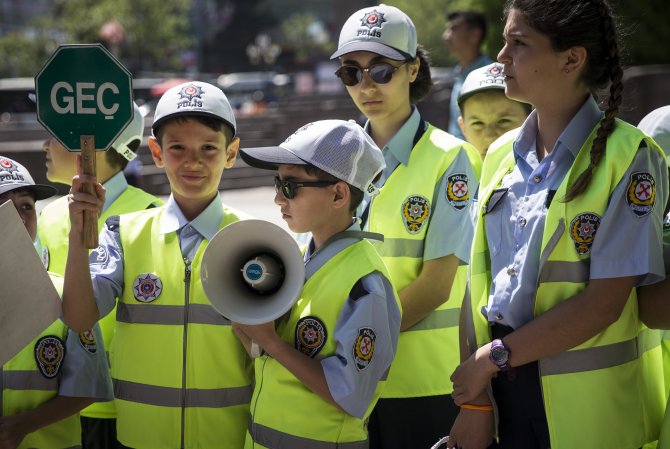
331, 4, 482, 448
449, 0, 668, 448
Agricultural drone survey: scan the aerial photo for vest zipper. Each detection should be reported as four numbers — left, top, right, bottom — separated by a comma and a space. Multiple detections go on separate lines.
181, 258, 192, 449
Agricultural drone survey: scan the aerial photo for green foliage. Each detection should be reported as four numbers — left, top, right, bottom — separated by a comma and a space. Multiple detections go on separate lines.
280, 13, 335, 64
0, 0, 193, 78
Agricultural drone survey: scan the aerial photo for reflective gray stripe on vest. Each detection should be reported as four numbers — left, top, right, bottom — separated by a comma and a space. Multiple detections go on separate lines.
406, 308, 460, 332
538, 260, 590, 284
3, 370, 58, 391
540, 328, 662, 376
113, 378, 251, 408
373, 238, 424, 258
116, 303, 230, 325
249, 421, 368, 449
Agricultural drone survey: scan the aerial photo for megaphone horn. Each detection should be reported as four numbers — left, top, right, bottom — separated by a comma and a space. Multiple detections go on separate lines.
201, 219, 305, 325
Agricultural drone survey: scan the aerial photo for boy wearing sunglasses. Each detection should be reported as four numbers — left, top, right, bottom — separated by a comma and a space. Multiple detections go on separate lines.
60, 82, 253, 449
331, 5, 482, 449
236, 119, 402, 449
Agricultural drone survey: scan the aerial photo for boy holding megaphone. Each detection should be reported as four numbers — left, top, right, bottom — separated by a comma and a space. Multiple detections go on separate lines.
60, 81, 253, 448
235, 119, 402, 448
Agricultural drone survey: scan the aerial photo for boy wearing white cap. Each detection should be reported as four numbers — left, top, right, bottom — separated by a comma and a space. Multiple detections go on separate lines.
332, 5, 482, 448
236, 120, 401, 449
457, 63, 531, 158
35, 102, 161, 449
0, 156, 113, 448
61, 82, 253, 448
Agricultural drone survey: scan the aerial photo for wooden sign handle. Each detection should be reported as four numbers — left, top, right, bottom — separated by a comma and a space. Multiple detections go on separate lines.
80, 135, 98, 249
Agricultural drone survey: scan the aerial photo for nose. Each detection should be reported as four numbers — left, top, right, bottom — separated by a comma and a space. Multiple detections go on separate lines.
274, 187, 287, 206
497, 44, 510, 64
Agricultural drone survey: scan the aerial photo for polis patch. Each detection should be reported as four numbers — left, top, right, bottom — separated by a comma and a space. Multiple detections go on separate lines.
177, 84, 204, 110
79, 329, 97, 354
295, 316, 327, 358
353, 327, 376, 371
90, 245, 110, 266
626, 172, 655, 218
358, 10, 387, 38
446, 173, 470, 210
34, 335, 65, 379
569, 212, 601, 255
401, 195, 431, 234
133, 273, 163, 303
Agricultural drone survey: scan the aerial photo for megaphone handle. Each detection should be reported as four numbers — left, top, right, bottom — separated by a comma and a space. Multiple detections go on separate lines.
250, 340, 262, 358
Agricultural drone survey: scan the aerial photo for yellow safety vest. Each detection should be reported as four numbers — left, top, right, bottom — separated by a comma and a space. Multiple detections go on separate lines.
468, 119, 665, 449
246, 239, 400, 449
114, 207, 252, 449
37, 186, 161, 419
368, 124, 481, 397
2, 274, 81, 449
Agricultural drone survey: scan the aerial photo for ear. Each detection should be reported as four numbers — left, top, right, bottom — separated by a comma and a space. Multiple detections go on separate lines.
331, 181, 351, 210
563, 46, 587, 76
408, 57, 420, 83
225, 136, 240, 169
148, 137, 164, 168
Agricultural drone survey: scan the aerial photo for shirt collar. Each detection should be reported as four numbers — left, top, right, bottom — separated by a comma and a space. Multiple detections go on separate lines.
365, 106, 421, 166
514, 95, 603, 160
304, 220, 361, 263
159, 194, 225, 240
101, 171, 128, 212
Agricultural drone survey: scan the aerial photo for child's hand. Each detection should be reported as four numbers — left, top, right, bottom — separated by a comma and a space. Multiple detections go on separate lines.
68, 155, 105, 237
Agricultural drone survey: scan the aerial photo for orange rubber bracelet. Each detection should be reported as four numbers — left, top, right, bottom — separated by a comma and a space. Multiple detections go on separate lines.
460, 403, 493, 411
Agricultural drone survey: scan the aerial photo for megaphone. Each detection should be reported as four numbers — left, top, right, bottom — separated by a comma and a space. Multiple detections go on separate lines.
201, 219, 305, 325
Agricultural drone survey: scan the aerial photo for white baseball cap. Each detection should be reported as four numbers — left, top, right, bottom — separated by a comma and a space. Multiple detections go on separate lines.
112, 102, 144, 161
0, 156, 57, 200
457, 63, 506, 109
330, 4, 417, 61
240, 120, 385, 196
152, 81, 236, 135
638, 105, 670, 162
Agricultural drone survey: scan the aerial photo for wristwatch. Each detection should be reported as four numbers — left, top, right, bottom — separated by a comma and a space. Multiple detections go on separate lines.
489, 339, 512, 371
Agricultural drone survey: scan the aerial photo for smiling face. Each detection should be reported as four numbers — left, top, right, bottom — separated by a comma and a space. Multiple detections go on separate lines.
0, 189, 37, 240
149, 118, 238, 220
458, 90, 529, 157
497, 8, 567, 108
340, 51, 418, 129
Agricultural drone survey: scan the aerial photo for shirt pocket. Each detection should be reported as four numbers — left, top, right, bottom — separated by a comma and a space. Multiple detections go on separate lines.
483, 188, 509, 257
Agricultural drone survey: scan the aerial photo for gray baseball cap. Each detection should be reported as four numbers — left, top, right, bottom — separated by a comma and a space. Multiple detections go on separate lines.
638, 105, 670, 162
240, 120, 385, 196
458, 63, 506, 109
152, 81, 236, 135
331, 4, 417, 61
0, 156, 57, 200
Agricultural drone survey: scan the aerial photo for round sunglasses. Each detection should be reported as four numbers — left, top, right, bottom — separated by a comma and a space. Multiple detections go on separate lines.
274, 176, 338, 199
335, 62, 407, 87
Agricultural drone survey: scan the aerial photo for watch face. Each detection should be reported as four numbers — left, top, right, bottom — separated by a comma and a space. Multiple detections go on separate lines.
491, 345, 509, 366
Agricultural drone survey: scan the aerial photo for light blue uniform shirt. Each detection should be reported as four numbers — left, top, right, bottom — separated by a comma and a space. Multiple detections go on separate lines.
89, 194, 227, 317
361, 107, 477, 263
448, 54, 492, 139
59, 324, 113, 400
485, 96, 667, 329
309, 222, 401, 419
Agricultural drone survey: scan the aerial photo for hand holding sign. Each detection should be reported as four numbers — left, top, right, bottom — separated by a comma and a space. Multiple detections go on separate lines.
35, 44, 133, 248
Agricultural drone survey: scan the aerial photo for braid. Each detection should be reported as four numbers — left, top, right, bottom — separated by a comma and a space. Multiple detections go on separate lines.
564, 0, 623, 201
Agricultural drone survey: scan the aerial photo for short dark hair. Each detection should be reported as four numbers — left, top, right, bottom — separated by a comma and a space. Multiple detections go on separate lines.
302, 165, 364, 214
153, 115, 234, 147
410, 45, 433, 104
447, 10, 488, 45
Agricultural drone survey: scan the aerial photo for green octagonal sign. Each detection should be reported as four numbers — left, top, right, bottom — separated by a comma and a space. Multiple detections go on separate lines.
35, 44, 133, 151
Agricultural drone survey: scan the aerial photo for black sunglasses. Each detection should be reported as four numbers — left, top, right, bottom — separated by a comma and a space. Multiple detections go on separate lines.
274, 176, 338, 199
335, 62, 407, 87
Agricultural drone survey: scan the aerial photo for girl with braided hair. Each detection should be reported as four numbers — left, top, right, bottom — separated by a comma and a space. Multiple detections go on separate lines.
444, 1, 668, 448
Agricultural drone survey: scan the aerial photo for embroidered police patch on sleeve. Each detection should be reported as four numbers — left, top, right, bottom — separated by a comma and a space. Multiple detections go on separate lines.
41, 246, 50, 270
626, 172, 656, 218
79, 329, 97, 354
569, 212, 601, 255
295, 316, 327, 358
446, 173, 470, 210
353, 327, 376, 371
401, 195, 431, 234
132, 273, 163, 303
34, 335, 66, 379
90, 245, 110, 266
